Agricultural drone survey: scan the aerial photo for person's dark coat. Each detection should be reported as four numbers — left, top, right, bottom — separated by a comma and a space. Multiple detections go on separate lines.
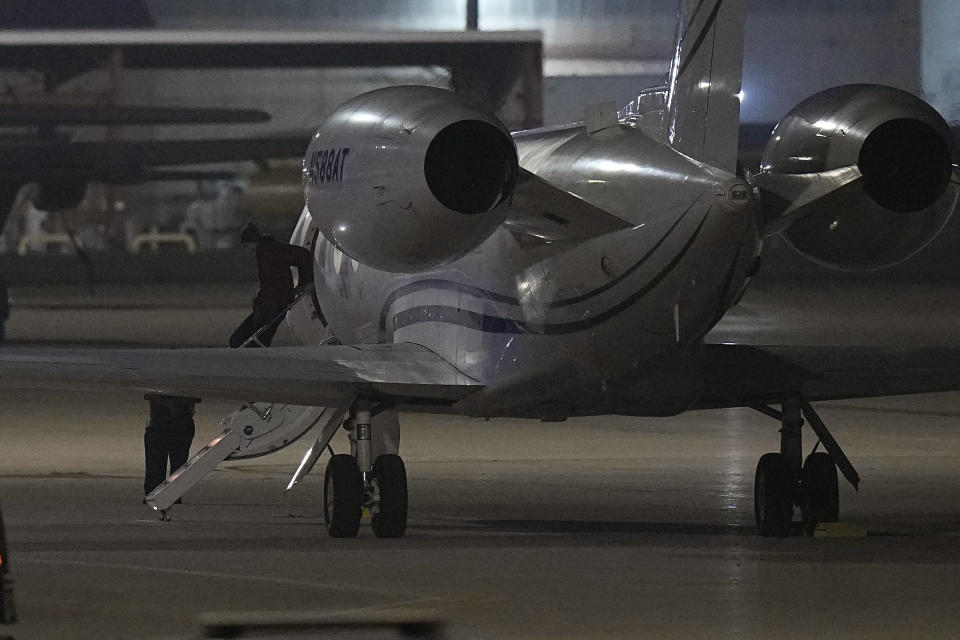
255, 236, 314, 306
230, 235, 314, 348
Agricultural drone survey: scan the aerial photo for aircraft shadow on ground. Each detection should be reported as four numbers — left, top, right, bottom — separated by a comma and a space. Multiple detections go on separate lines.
463, 519, 754, 536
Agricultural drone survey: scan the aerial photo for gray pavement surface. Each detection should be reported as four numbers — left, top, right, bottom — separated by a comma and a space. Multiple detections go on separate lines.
0, 283, 959, 639
5, 283, 296, 348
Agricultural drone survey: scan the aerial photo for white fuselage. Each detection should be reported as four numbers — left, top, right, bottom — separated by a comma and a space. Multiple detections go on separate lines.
288, 122, 761, 419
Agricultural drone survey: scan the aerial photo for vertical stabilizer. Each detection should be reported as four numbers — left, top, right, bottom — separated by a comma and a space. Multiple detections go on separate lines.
665, 0, 746, 172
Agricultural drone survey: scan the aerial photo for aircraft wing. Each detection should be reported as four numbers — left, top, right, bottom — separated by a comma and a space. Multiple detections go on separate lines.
697, 344, 960, 409
0, 344, 481, 406
699, 275, 960, 408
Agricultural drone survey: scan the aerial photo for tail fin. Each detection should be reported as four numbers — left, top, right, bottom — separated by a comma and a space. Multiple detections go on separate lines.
665, 0, 746, 173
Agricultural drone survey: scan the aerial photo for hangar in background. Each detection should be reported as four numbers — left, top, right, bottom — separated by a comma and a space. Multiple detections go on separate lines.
0, 2, 543, 255
140, 0, 956, 125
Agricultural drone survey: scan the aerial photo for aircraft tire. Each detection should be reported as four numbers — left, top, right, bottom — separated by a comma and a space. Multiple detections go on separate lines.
324, 454, 362, 538
800, 452, 839, 535
371, 454, 407, 538
755, 452, 792, 537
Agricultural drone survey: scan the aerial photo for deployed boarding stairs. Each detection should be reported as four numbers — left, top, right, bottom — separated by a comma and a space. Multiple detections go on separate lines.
145, 289, 341, 518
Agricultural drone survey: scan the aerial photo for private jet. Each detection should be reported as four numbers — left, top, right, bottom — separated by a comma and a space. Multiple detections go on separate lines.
1, 0, 958, 539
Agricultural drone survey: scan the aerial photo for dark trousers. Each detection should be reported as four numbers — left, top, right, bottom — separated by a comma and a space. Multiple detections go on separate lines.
229, 295, 289, 348
144, 421, 195, 495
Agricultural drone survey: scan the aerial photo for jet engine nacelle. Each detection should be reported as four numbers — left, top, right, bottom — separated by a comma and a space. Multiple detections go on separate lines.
756, 84, 958, 270
303, 86, 519, 273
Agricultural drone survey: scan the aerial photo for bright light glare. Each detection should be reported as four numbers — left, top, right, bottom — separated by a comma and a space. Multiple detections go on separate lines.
349, 111, 381, 125
736, 90, 745, 102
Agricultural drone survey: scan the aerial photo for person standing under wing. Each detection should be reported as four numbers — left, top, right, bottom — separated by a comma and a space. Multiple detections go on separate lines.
143, 395, 199, 500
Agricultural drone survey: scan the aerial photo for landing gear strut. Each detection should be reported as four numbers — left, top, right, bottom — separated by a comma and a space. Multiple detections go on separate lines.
751, 397, 859, 536
322, 402, 408, 538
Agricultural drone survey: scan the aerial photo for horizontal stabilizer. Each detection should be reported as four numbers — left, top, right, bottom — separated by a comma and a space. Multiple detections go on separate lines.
504, 168, 634, 243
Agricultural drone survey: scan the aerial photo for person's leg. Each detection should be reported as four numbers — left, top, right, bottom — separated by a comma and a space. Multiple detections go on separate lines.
256, 319, 281, 347
168, 421, 195, 473
143, 426, 167, 495
162, 451, 183, 504
251, 301, 286, 347
167, 419, 196, 504
229, 312, 258, 347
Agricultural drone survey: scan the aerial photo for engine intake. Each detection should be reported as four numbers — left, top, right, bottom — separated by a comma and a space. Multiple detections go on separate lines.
425, 119, 515, 215
756, 84, 959, 271
304, 86, 518, 273
857, 117, 952, 213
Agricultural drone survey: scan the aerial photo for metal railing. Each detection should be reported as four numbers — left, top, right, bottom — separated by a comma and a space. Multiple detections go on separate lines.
237, 286, 308, 348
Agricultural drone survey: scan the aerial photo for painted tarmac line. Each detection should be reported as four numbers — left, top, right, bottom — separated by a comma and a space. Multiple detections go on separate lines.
247, 592, 503, 619
18, 557, 399, 597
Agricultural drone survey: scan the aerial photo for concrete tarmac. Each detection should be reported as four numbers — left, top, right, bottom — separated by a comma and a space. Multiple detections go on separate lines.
1, 283, 960, 638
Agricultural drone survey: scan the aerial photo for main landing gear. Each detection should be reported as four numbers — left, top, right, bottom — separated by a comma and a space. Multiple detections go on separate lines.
750, 397, 860, 537
323, 403, 408, 539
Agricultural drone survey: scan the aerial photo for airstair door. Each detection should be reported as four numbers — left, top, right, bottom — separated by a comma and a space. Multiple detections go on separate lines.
145, 403, 346, 514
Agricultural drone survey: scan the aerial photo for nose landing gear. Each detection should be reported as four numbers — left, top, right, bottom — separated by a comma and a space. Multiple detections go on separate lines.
750, 397, 859, 537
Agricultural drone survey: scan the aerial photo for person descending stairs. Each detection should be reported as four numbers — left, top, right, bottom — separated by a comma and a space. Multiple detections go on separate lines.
230, 222, 314, 348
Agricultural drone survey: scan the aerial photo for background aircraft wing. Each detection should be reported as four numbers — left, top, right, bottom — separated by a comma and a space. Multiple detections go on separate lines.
0, 29, 542, 71
0, 343, 481, 406
2, 134, 308, 183
698, 344, 960, 408
0, 104, 270, 126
